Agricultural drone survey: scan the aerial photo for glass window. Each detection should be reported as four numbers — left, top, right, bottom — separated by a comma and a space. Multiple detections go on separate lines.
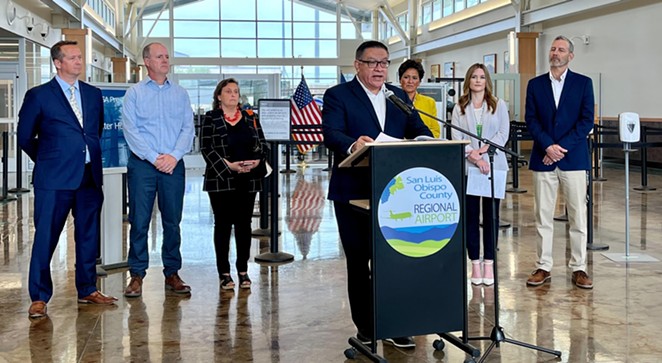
257, 39, 292, 58
221, 0, 256, 20
317, 10, 336, 22
398, 15, 407, 31
257, 65, 287, 75
141, 20, 169, 37
221, 39, 256, 57
293, 2, 315, 21
143, 5, 170, 20
258, 22, 292, 39
293, 22, 316, 37
174, 39, 220, 57
433, 0, 442, 20
443, 0, 454, 16
257, 0, 292, 21
293, 22, 336, 39
421, 3, 432, 24
467, 0, 480, 7
173, 65, 221, 74
174, 21, 219, 37
221, 22, 256, 38
173, 0, 218, 20
341, 21, 357, 39
455, 0, 466, 12
317, 22, 336, 39
293, 40, 336, 58
221, 65, 258, 74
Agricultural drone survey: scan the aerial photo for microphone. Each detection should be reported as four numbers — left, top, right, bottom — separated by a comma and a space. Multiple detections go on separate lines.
384, 89, 412, 116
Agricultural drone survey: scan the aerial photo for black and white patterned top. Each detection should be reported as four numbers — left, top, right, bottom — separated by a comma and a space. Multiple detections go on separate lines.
200, 108, 269, 192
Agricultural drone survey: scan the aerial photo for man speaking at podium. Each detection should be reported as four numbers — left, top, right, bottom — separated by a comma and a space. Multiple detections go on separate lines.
322, 40, 432, 348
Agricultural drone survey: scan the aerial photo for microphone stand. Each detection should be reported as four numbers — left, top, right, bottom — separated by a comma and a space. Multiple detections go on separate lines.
404, 102, 562, 362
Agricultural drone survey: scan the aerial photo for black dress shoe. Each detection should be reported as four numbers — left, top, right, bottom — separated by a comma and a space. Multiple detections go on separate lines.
356, 332, 372, 345
384, 336, 416, 348
355, 332, 376, 348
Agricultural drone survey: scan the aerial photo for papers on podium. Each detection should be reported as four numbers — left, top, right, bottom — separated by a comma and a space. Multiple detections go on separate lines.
466, 167, 506, 199
339, 134, 467, 168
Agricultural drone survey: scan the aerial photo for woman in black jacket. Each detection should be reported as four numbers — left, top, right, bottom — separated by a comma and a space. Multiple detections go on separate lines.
201, 78, 268, 290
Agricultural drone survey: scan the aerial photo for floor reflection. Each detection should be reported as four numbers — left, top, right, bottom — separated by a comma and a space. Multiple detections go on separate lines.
1, 164, 662, 362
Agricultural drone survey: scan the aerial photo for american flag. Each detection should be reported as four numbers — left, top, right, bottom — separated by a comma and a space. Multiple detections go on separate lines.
290, 75, 323, 154
287, 177, 325, 258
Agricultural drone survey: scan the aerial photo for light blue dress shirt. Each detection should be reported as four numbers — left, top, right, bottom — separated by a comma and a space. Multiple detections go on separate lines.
121, 76, 195, 164
55, 75, 90, 163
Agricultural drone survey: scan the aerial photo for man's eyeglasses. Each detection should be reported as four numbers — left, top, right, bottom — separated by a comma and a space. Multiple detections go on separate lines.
357, 59, 391, 69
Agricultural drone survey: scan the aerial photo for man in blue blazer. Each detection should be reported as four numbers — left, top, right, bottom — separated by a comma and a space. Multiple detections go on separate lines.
524, 35, 595, 289
323, 41, 432, 348
18, 40, 117, 319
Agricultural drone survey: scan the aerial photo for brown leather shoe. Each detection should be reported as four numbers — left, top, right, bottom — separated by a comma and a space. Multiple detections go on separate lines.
78, 291, 118, 305
28, 301, 47, 319
572, 271, 593, 289
124, 276, 143, 297
526, 269, 551, 286
165, 273, 191, 294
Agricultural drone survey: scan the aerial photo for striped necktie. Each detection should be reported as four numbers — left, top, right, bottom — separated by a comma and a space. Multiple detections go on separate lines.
69, 86, 83, 126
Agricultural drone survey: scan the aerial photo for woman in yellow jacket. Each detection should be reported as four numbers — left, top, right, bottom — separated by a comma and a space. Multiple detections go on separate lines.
398, 59, 440, 138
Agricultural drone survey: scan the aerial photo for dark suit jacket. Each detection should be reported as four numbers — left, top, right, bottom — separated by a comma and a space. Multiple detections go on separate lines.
322, 78, 432, 202
200, 109, 268, 193
17, 78, 104, 190
525, 69, 594, 171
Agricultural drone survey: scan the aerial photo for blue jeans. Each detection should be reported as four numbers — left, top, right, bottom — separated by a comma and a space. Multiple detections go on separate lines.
127, 154, 185, 278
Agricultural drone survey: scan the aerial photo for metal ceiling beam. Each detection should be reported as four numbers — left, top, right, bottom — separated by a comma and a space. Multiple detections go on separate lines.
378, 4, 409, 47
296, 0, 370, 22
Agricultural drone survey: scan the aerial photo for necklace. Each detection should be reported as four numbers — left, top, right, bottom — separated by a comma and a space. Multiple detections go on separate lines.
224, 108, 241, 123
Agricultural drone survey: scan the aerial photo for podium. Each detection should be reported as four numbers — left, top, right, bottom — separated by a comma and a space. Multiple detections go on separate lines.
341, 140, 479, 361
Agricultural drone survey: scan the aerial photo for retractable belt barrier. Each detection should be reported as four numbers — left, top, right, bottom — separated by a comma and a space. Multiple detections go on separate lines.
591, 124, 662, 190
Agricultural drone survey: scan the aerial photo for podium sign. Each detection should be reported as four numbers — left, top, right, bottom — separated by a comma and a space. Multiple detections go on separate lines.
345, 140, 468, 340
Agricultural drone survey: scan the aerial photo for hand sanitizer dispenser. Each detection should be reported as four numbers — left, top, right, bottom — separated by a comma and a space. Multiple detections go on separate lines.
619, 112, 640, 143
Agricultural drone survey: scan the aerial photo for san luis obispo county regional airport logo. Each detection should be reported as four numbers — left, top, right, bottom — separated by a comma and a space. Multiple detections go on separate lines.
377, 167, 460, 258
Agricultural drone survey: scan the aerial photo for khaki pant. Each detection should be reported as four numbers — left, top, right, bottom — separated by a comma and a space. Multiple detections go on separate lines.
532, 169, 587, 272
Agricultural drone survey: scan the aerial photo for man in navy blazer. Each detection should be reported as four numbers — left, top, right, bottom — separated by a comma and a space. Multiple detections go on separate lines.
323, 41, 431, 348
18, 40, 117, 319
524, 35, 595, 289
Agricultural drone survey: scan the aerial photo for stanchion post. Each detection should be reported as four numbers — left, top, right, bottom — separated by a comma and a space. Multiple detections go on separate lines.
587, 138, 608, 251
506, 122, 527, 193
251, 145, 279, 237
8, 141, 30, 194
634, 126, 656, 191
593, 125, 608, 181
324, 148, 332, 172
1, 131, 17, 202
255, 141, 293, 263
280, 143, 295, 174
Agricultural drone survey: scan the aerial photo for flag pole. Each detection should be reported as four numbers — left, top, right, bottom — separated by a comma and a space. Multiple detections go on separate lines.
296, 65, 309, 170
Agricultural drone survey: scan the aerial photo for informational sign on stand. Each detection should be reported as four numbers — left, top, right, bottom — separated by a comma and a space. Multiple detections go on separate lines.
94, 83, 131, 167
258, 99, 291, 141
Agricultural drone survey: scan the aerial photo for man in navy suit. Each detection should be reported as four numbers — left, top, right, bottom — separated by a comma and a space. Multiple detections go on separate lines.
322, 40, 432, 348
524, 35, 595, 289
18, 40, 117, 319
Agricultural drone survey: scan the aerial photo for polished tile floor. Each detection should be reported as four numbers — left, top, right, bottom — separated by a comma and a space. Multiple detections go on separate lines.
1, 158, 662, 362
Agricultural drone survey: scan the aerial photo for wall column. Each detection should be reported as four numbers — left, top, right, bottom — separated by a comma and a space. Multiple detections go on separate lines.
517, 32, 539, 122
111, 57, 129, 83
62, 28, 92, 82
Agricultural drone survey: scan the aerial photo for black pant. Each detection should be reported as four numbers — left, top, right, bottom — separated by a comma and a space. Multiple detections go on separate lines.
208, 190, 257, 275
466, 194, 500, 261
333, 202, 373, 335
